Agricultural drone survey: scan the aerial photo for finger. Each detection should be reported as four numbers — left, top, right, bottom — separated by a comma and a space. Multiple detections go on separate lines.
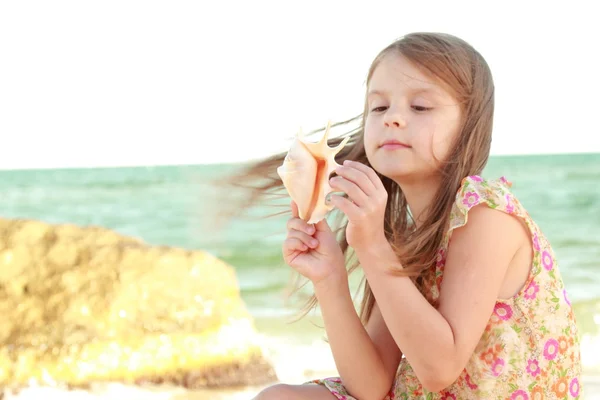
283, 237, 308, 254
335, 164, 377, 195
287, 216, 316, 235
291, 200, 299, 218
329, 176, 369, 207
330, 194, 362, 221
343, 160, 386, 191
314, 215, 333, 233
288, 229, 319, 248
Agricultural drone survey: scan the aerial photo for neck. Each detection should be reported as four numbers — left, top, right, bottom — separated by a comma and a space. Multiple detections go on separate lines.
395, 176, 441, 228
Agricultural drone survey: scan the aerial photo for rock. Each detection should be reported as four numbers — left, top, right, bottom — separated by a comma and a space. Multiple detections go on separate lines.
0, 218, 277, 390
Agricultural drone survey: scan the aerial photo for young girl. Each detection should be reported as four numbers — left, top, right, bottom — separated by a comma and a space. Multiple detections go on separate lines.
225, 32, 582, 399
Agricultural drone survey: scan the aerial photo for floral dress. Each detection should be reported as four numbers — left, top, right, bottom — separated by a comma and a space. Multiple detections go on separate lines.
309, 176, 583, 399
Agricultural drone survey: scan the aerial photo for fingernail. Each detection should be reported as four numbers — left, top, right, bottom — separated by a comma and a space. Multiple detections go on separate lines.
310, 239, 318, 247
307, 225, 315, 234
343, 160, 350, 165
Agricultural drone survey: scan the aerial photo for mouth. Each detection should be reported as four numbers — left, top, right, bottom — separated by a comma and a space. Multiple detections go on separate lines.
379, 140, 411, 150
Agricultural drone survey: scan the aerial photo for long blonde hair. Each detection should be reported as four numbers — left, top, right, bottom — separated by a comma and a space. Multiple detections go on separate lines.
212, 32, 495, 325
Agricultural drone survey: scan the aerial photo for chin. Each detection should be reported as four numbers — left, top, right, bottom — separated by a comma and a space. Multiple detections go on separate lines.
375, 164, 415, 183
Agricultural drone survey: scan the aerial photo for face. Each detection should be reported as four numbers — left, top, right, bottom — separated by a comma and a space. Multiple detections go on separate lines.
364, 51, 462, 184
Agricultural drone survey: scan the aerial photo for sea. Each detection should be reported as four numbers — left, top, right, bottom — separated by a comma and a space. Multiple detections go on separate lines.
1, 153, 599, 399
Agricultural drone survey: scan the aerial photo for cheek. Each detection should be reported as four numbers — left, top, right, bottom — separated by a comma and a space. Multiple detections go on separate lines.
430, 114, 461, 161
363, 118, 378, 155
410, 121, 439, 161
431, 130, 456, 160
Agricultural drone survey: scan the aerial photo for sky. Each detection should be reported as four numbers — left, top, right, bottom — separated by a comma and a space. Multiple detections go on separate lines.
0, 1, 599, 170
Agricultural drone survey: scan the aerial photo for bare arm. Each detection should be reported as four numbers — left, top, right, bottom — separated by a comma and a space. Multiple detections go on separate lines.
314, 277, 401, 400
358, 205, 527, 392
366, 302, 403, 386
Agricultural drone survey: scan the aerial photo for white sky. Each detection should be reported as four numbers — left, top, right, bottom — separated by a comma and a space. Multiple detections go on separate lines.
0, 1, 598, 169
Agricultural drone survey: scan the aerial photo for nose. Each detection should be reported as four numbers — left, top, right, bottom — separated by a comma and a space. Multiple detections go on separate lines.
383, 107, 407, 129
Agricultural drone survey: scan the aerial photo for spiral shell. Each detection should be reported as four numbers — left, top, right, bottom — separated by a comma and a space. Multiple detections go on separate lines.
277, 121, 350, 224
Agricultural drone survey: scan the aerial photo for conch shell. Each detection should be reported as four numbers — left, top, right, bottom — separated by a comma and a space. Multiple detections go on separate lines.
277, 121, 350, 224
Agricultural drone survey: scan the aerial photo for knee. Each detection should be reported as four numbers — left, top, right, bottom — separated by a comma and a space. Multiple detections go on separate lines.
253, 383, 296, 400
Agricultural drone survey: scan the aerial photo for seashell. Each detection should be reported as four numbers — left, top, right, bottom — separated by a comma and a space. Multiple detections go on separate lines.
277, 121, 350, 224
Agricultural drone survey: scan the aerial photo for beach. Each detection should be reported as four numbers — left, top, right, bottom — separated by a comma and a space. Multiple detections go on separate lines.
0, 153, 599, 398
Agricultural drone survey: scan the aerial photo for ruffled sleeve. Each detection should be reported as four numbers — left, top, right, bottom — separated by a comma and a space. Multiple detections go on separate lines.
448, 175, 522, 233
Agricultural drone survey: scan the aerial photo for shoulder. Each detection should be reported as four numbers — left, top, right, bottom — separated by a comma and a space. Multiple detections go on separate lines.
448, 202, 525, 256
444, 175, 530, 283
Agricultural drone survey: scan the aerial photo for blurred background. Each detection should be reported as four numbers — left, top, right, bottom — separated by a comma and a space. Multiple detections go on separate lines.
1, 0, 599, 399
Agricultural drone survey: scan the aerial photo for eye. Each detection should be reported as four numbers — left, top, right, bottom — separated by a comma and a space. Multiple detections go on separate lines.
412, 105, 433, 112
370, 106, 388, 112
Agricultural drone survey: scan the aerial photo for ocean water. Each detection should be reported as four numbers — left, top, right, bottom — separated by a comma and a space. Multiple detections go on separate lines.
1, 153, 599, 398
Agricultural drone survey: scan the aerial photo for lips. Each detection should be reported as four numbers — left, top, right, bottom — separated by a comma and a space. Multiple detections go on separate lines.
380, 140, 411, 148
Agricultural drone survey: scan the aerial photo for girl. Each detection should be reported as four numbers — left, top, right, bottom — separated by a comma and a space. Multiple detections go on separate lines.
223, 32, 583, 399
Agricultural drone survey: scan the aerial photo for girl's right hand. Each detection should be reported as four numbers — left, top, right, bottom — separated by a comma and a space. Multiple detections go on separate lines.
282, 201, 347, 285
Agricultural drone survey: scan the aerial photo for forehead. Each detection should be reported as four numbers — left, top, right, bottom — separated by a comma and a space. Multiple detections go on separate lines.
368, 52, 452, 99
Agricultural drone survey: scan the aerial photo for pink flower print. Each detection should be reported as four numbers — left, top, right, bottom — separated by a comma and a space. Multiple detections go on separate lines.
526, 359, 540, 377
524, 281, 539, 300
499, 176, 513, 187
510, 389, 529, 400
440, 393, 456, 400
471, 175, 484, 182
532, 233, 540, 251
331, 391, 346, 400
493, 302, 513, 320
462, 191, 480, 208
542, 250, 553, 270
563, 289, 571, 307
570, 377, 580, 397
543, 338, 559, 360
330, 378, 342, 383
436, 248, 446, 267
505, 194, 515, 214
492, 358, 505, 376
465, 373, 478, 390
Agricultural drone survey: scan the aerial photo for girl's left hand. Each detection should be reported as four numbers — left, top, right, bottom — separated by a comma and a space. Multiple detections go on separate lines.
328, 160, 388, 253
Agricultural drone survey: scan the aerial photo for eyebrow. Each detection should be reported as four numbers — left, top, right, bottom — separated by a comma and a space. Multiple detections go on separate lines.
367, 87, 443, 98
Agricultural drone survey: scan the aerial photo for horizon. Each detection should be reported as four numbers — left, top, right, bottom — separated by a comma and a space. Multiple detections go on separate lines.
0, 151, 598, 173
